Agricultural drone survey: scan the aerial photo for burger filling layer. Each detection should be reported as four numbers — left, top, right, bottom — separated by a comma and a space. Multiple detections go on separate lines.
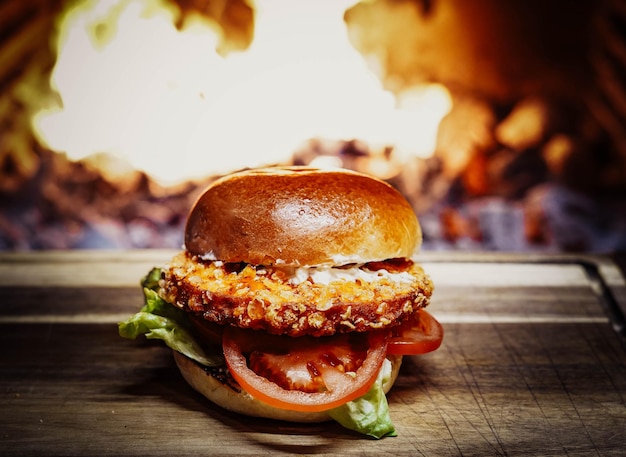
159, 252, 433, 337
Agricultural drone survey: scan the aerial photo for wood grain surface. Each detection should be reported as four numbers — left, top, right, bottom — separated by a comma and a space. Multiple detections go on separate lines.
1, 250, 625, 456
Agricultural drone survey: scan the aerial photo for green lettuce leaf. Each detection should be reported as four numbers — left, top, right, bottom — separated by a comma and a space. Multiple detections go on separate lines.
119, 267, 397, 438
118, 268, 222, 367
328, 358, 397, 439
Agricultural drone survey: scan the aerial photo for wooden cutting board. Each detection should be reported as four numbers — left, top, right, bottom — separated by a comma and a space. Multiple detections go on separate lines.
1, 250, 625, 456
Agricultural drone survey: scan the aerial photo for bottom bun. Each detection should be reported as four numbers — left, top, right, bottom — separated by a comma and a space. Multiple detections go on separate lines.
173, 350, 402, 423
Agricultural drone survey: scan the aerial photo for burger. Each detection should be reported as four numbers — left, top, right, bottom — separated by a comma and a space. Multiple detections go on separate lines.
119, 166, 442, 438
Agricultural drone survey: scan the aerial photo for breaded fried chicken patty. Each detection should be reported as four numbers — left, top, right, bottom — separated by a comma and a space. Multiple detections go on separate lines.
159, 251, 434, 337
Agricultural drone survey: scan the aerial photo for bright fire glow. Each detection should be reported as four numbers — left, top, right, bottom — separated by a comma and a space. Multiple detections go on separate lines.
33, 0, 452, 184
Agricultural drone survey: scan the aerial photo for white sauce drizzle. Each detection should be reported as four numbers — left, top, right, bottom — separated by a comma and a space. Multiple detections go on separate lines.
287, 265, 415, 285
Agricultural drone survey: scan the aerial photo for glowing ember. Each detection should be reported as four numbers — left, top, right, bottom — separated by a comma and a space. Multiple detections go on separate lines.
33, 0, 451, 184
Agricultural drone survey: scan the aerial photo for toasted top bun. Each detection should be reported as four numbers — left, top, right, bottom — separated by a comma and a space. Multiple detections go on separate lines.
185, 166, 421, 266
173, 351, 403, 423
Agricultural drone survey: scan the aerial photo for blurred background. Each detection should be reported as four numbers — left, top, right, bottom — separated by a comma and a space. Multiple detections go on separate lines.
1, 0, 625, 253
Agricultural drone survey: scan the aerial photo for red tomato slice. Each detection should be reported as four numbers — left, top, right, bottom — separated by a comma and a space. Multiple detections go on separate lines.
386, 309, 444, 355
222, 327, 388, 412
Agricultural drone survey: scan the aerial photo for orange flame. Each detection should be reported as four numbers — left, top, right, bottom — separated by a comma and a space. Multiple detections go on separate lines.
33, 0, 451, 184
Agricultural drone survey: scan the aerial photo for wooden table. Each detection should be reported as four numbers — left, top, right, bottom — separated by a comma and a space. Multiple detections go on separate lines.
1, 250, 625, 456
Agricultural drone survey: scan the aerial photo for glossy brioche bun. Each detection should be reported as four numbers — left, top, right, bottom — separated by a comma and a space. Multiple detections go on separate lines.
184, 166, 421, 266
173, 351, 403, 423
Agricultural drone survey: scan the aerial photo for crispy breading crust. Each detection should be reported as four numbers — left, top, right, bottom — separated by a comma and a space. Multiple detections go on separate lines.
159, 252, 433, 337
